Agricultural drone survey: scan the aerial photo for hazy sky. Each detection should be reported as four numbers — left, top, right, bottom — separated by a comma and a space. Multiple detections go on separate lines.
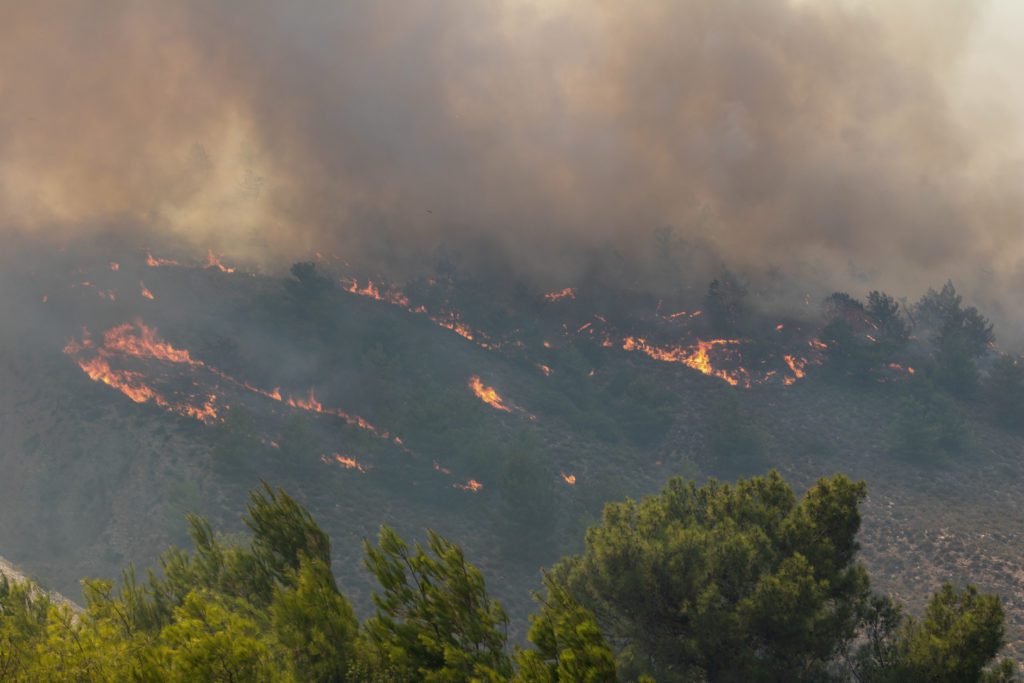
1, 0, 1022, 328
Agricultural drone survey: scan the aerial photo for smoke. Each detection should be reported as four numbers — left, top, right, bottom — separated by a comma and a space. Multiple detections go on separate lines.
2, 1, 1022, 328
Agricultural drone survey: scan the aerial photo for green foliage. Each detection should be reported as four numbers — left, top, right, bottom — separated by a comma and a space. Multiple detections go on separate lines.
514, 578, 616, 683
271, 557, 358, 682
887, 382, 967, 463
898, 584, 1009, 682
984, 354, 1024, 430
363, 525, 513, 681
852, 585, 1014, 682
866, 291, 910, 351
552, 471, 871, 681
915, 281, 995, 395
0, 480, 1015, 682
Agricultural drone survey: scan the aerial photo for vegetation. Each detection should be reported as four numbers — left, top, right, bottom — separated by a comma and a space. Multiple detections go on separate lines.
1, 473, 1015, 682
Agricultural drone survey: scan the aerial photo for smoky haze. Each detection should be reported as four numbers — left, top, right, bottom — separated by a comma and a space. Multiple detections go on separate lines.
2, 1, 1022, 333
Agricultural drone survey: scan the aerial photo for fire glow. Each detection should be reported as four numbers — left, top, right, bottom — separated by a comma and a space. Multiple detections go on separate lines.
544, 287, 576, 302
622, 337, 749, 387
469, 376, 512, 412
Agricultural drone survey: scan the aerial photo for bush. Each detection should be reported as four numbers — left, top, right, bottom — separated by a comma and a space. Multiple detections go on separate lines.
887, 384, 967, 463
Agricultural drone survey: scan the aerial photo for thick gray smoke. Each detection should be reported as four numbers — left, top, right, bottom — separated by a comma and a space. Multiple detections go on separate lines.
2, 1, 1022, 332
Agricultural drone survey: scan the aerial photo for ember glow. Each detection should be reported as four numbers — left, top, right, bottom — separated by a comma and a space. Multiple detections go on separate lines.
139, 281, 155, 300
783, 355, 807, 386
543, 287, 576, 302
560, 472, 577, 485
205, 249, 235, 273
109, 262, 120, 271
468, 375, 512, 412
145, 251, 180, 267
453, 479, 483, 493
322, 453, 369, 473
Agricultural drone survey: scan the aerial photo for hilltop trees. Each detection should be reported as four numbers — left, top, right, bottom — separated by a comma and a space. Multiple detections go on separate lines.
914, 281, 994, 395
0, 477, 1016, 681
551, 472, 871, 681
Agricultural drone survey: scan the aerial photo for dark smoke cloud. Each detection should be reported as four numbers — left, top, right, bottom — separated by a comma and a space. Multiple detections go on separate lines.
2, 1, 1022, 331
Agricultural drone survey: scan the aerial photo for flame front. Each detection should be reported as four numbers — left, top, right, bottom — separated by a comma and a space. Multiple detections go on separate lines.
561, 472, 577, 485
469, 376, 512, 412
140, 281, 155, 300
622, 337, 748, 387
453, 479, 483, 492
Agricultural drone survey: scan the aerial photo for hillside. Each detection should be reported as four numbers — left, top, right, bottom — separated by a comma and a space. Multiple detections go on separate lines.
2, 244, 1023, 657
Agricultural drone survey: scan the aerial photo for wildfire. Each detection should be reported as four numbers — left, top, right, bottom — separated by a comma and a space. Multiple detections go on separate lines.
205, 249, 236, 273
544, 287, 576, 302
140, 281, 155, 300
888, 362, 916, 375
783, 355, 807, 382
537, 363, 553, 376
145, 251, 180, 267
453, 479, 483, 493
322, 453, 369, 473
433, 460, 452, 475
622, 337, 748, 387
63, 334, 220, 424
64, 321, 401, 441
110, 262, 120, 271
469, 376, 512, 412
341, 277, 411, 307
560, 472, 577, 485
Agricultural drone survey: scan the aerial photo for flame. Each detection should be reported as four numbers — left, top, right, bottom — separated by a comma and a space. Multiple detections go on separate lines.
342, 277, 411, 307
63, 321, 401, 438
453, 479, 483, 492
809, 339, 828, 350
537, 363, 553, 376
64, 337, 219, 423
622, 337, 748, 387
560, 472, 576, 485
888, 362, 916, 375
98, 290, 117, 301
544, 287, 576, 302
469, 376, 512, 412
433, 460, 452, 475
322, 453, 368, 473
140, 281, 155, 300
109, 262, 120, 271
145, 251, 180, 267
205, 249, 235, 273
783, 354, 807, 382
776, 323, 784, 331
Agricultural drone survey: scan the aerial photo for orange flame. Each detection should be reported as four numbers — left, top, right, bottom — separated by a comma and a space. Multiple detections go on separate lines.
453, 479, 483, 492
622, 337, 748, 387
322, 453, 368, 473
145, 251, 180, 267
205, 249, 235, 273
140, 281, 155, 300
537, 363, 553, 377
469, 376, 512, 412
783, 355, 807, 380
560, 472, 577, 485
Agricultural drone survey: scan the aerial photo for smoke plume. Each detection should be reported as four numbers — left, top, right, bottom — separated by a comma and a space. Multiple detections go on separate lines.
2, 1, 1022, 329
